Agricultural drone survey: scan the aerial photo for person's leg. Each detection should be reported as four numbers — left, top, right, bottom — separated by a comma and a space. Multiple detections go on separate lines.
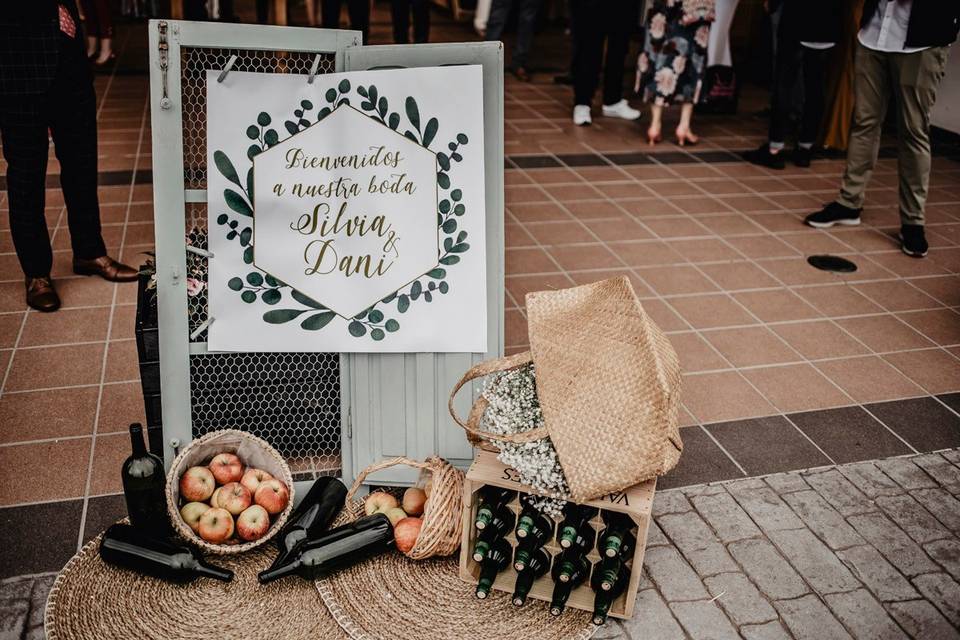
707, 0, 738, 68
836, 42, 890, 211
484, 0, 512, 43
93, 0, 113, 62
346, 0, 370, 43
572, 0, 604, 107
768, 39, 802, 153
80, 0, 99, 56
600, 0, 636, 106
256, 0, 270, 23
889, 46, 949, 229
392, 0, 411, 43
511, 0, 540, 73
321, 0, 341, 29
793, 46, 829, 167
411, 0, 430, 43
647, 103, 663, 143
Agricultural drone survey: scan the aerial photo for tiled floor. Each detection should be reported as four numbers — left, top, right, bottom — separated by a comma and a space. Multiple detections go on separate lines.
1, 5, 960, 579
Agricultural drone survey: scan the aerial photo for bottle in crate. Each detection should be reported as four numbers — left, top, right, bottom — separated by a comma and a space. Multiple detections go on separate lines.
591, 563, 629, 625
557, 505, 597, 550
512, 548, 551, 607
549, 548, 591, 616
474, 487, 514, 530
475, 538, 512, 599
515, 497, 553, 542
471, 507, 514, 563
598, 512, 636, 559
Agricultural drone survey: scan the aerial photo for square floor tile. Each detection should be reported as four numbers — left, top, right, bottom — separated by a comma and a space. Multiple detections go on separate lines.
0, 500, 82, 578
547, 244, 622, 271
657, 426, 744, 489
643, 217, 711, 239
82, 493, 126, 543
506, 247, 558, 274
98, 381, 147, 434
525, 221, 594, 245
796, 284, 885, 318
505, 309, 528, 347
897, 309, 960, 347
668, 294, 756, 329
772, 321, 870, 360
726, 235, 800, 259
587, 218, 652, 241
0, 386, 98, 444
0, 438, 91, 505
671, 238, 743, 263
883, 349, 960, 395
698, 261, 780, 291
706, 416, 831, 475
682, 371, 776, 424
815, 356, 924, 403
733, 289, 822, 323
637, 265, 719, 296
787, 406, 911, 463
0, 312, 23, 349
19, 307, 110, 347
669, 332, 729, 372
608, 241, 683, 267
909, 275, 960, 307
704, 326, 799, 367
104, 339, 140, 383
640, 298, 691, 332
5, 343, 105, 392
508, 202, 571, 223
743, 364, 852, 413
837, 315, 936, 352
865, 396, 960, 452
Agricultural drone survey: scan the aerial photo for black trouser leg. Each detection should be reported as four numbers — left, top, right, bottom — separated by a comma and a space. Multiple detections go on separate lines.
50, 46, 106, 262
572, 0, 605, 106
347, 0, 370, 43
321, 0, 341, 28
485, 0, 512, 43
255, 0, 269, 23
411, 0, 430, 43
768, 37, 802, 144
512, 0, 540, 70
0, 100, 54, 278
601, 0, 636, 106
392, 0, 411, 43
799, 47, 829, 146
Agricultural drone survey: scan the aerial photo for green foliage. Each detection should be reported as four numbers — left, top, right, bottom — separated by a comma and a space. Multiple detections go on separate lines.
301, 311, 336, 330
257, 112, 271, 126
263, 308, 309, 324
348, 320, 366, 337
262, 289, 282, 305
228, 277, 243, 291
224, 189, 252, 216
241, 290, 256, 303
405, 96, 421, 132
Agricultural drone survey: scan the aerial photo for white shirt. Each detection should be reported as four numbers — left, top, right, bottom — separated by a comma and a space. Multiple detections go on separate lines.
858, 0, 929, 53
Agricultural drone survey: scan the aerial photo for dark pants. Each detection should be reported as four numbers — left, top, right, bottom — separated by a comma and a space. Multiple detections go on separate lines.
322, 0, 370, 43
0, 35, 106, 279
79, 0, 113, 37
769, 41, 830, 146
392, 0, 430, 43
485, 0, 540, 70
572, 0, 637, 106
256, 0, 269, 23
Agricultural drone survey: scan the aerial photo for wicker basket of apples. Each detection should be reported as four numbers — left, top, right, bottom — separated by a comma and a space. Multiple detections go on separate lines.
347, 456, 464, 560
166, 429, 295, 554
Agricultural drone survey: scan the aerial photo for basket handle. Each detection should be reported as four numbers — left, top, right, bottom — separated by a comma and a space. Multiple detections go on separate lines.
447, 350, 550, 444
345, 456, 432, 505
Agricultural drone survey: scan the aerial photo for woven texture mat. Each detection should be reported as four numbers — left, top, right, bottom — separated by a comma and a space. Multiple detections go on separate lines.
317, 552, 598, 640
45, 519, 350, 640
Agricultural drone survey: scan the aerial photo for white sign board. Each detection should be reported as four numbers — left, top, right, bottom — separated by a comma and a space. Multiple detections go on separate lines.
206, 66, 487, 352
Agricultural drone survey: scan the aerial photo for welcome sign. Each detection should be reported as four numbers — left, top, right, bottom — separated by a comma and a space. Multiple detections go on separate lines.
206, 66, 487, 352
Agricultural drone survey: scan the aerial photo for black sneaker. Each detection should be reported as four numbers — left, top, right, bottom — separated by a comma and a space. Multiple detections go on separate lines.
793, 147, 812, 168
745, 143, 785, 169
804, 202, 862, 229
899, 224, 928, 257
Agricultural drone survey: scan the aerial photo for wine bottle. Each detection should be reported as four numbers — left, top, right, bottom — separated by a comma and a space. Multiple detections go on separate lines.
99, 523, 233, 583
475, 538, 511, 599
474, 487, 514, 530
549, 549, 590, 616
121, 423, 170, 534
267, 477, 348, 572
512, 548, 551, 606
598, 512, 635, 558
258, 513, 393, 584
591, 564, 629, 625
471, 506, 515, 562
557, 505, 596, 549
515, 500, 553, 542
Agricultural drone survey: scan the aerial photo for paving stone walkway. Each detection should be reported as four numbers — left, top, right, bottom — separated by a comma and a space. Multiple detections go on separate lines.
2, 450, 958, 639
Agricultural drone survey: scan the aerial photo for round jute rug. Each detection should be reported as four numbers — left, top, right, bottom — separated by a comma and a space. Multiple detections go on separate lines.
45, 524, 349, 640
316, 552, 598, 640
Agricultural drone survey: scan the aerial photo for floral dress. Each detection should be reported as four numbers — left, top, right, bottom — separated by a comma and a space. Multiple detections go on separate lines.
636, 0, 716, 106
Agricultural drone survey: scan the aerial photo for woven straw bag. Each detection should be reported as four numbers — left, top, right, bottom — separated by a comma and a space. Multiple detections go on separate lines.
449, 276, 683, 503
344, 456, 464, 560
165, 429, 295, 554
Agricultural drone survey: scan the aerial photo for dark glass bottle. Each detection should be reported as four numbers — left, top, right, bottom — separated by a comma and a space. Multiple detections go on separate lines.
475, 538, 511, 599
474, 487, 514, 530
593, 554, 628, 592
512, 548, 551, 606
557, 505, 596, 549
549, 549, 590, 616
471, 506, 514, 562
266, 477, 347, 573
257, 513, 393, 584
514, 500, 553, 543
598, 512, 635, 558
99, 523, 233, 583
591, 564, 629, 625
121, 423, 170, 534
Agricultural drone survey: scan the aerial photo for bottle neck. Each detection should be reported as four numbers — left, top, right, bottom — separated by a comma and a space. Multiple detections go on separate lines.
475, 576, 494, 599
550, 582, 572, 616
128, 424, 147, 457
192, 560, 234, 582
475, 507, 493, 530
472, 539, 490, 563
257, 559, 299, 584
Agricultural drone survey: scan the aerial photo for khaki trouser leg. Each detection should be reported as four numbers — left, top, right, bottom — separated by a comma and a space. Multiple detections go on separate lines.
838, 42, 890, 211
890, 46, 950, 227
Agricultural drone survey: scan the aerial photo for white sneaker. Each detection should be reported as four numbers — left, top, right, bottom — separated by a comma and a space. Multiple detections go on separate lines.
602, 99, 641, 121
573, 105, 592, 126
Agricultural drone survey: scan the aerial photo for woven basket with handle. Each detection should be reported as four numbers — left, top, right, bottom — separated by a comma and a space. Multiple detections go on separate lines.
344, 456, 464, 560
165, 429, 295, 554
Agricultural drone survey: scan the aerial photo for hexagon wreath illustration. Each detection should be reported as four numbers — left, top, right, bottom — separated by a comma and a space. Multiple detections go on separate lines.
211, 78, 472, 342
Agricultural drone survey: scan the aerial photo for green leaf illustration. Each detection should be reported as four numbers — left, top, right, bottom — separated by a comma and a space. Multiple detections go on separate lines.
257, 112, 272, 126
398, 295, 410, 313
246, 168, 254, 202
451, 189, 462, 201
439, 255, 460, 265
241, 290, 256, 303
439, 281, 449, 293
284, 121, 298, 135
450, 242, 470, 253
318, 107, 332, 121
439, 199, 451, 214
424, 291, 433, 303
294, 109, 303, 118
264, 129, 279, 146
262, 289, 281, 305
243, 246, 253, 264
411, 281, 422, 299
405, 96, 421, 132
404, 131, 419, 144
454, 204, 465, 216
226, 230, 237, 240
263, 308, 309, 324
239, 227, 252, 246
456, 230, 468, 243
437, 153, 450, 172
437, 173, 450, 189
265, 274, 279, 287
381, 291, 398, 303
348, 321, 367, 337
228, 277, 243, 291
338, 79, 351, 93
247, 144, 260, 161
427, 268, 446, 279
302, 311, 336, 330
371, 328, 385, 341
245, 125, 259, 140
214, 151, 242, 189
388, 112, 400, 130
224, 189, 252, 216
385, 319, 400, 332
291, 289, 324, 309
301, 99, 313, 110
422, 118, 438, 148
217, 214, 228, 225
325, 88, 337, 103
457, 133, 468, 144
368, 309, 384, 323
360, 101, 374, 111
357, 86, 368, 98
246, 272, 264, 286
441, 219, 457, 234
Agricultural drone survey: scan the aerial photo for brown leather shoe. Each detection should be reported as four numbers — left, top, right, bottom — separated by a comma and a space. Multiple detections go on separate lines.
73, 256, 138, 282
26, 277, 61, 312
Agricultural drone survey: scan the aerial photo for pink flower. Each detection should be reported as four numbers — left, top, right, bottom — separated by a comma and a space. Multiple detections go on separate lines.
649, 13, 667, 40
695, 25, 710, 49
655, 67, 677, 97
672, 55, 687, 75
186, 277, 205, 297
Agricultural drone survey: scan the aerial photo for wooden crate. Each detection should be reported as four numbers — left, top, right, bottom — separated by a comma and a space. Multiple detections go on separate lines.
459, 450, 656, 620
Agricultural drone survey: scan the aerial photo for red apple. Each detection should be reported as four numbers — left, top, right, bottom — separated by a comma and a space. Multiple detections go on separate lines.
364, 491, 399, 516
180, 502, 210, 533
254, 479, 290, 515
180, 466, 215, 502
385, 507, 408, 527
236, 504, 271, 541
240, 467, 273, 496
210, 486, 223, 509
209, 452, 244, 485
402, 487, 427, 517
198, 507, 234, 543
394, 517, 422, 554
219, 482, 252, 516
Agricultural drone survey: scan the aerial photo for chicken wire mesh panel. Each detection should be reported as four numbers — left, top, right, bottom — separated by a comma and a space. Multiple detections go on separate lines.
190, 352, 342, 478
180, 47, 336, 190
